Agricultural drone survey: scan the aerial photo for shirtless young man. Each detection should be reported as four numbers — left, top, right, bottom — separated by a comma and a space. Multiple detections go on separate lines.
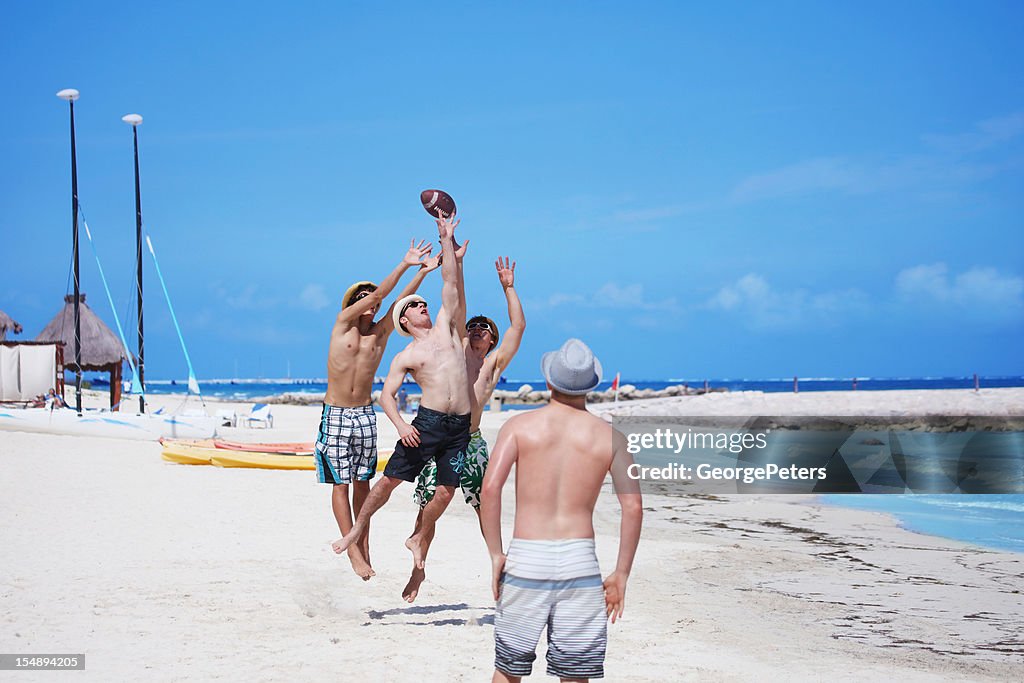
332, 214, 472, 571
317, 239, 439, 580
402, 256, 526, 602
481, 339, 643, 682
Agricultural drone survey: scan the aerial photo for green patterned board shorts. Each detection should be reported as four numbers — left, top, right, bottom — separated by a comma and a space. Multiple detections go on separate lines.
414, 430, 489, 509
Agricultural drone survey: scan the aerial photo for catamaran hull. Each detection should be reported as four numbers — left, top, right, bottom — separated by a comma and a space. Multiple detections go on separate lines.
0, 408, 217, 441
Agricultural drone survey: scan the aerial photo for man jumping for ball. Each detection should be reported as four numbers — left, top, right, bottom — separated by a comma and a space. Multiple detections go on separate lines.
318, 239, 439, 580
402, 255, 526, 602
332, 213, 472, 572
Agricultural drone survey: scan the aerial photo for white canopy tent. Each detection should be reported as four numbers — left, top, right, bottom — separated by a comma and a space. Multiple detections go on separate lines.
0, 342, 63, 402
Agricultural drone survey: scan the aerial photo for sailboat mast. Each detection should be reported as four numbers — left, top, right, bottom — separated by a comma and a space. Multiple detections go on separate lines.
58, 88, 83, 414
123, 113, 145, 412
132, 120, 145, 413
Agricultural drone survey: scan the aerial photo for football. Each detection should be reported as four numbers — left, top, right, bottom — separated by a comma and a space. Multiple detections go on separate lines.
420, 189, 457, 219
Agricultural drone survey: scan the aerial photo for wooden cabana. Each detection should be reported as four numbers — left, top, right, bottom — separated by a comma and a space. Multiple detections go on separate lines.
36, 294, 129, 410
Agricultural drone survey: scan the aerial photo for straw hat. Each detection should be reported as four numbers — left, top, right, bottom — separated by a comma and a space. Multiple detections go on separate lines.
393, 294, 427, 336
342, 281, 377, 309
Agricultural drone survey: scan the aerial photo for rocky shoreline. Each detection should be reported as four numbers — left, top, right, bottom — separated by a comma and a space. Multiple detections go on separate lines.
249, 383, 725, 406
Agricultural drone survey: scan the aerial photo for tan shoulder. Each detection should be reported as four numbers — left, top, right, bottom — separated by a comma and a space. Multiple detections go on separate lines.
587, 410, 615, 435
500, 410, 538, 434
389, 342, 414, 366
332, 310, 351, 330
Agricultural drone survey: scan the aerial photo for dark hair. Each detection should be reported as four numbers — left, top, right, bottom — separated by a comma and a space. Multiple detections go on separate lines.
466, 315, 499, 351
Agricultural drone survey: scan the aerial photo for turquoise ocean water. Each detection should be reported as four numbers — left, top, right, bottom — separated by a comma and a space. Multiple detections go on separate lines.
822, 494, 1024, 554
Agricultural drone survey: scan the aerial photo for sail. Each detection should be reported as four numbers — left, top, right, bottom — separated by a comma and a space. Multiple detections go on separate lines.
82, 216, 144, 396
146, 234, 203, 401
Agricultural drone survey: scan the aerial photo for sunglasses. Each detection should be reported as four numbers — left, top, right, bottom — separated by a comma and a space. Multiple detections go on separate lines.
404, 301, 427, 311
353, 290, 373, 301
467, 322, 492, 333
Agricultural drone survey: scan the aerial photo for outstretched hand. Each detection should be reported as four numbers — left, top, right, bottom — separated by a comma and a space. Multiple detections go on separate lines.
435, 212, 460, 241
437, 238, 470, 261
495, 256, 516, 288
420, 254, 442, 273
404, 239, 433, 267
454, 238, 470, 262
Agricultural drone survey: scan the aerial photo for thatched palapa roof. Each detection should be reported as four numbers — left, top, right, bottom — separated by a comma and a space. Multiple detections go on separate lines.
0, 310, 22, 341
35, 294, 126, 370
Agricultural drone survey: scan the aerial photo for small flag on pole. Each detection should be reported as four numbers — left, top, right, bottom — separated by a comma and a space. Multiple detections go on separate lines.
611, 372, 620, 402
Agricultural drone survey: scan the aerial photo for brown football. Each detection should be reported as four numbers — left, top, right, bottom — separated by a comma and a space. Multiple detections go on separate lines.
420, 189, 457, 219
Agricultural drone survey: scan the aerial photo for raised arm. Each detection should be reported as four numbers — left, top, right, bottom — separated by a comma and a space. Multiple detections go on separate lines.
378, 255, 441, 334
435, 214, 462, 331
379, 351, 421, 447
493, 256, 525, 371
480, 418, 520, 600
455, 245, 469, 339
604, 428, 643, 623
340, 239, 431, 323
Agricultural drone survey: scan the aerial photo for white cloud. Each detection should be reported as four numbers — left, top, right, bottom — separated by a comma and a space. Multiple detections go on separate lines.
546, 293, 586, 307
215, 283, 280, 311
921, 112, 1024, 154
538, 282, 679, 313
214, 282, 334, 312
896, 263, 1024, 309
297, 284, 330, 311
706, 274, 868, 329
732, 158, 863, 202
731, 111, 1024, 203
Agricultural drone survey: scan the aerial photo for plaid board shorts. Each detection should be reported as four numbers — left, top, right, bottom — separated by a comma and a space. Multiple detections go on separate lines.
314, 404, 378, 484
413, 430, 489, 509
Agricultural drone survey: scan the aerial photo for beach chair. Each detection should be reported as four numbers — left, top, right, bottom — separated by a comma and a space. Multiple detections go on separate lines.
215, 408, 237, 427
243, 403, 273, 429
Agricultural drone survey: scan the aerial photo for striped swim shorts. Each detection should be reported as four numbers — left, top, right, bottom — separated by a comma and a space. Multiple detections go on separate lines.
314, 404, 377, 484
494, 538, 607, 679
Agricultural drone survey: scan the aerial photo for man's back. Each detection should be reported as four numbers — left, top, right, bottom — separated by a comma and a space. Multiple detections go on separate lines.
506, 401, 615, 540
480, 338, 642, 681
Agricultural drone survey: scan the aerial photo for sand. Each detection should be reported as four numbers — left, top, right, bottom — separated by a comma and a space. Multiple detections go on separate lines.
1, 388, 1022, 681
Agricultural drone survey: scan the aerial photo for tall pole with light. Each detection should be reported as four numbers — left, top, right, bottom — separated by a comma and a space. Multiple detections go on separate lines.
122, 113, 146, 413
57, 88, 82, 414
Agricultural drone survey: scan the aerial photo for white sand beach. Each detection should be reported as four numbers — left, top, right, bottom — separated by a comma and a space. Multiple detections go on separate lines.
2, 388, 1022, 681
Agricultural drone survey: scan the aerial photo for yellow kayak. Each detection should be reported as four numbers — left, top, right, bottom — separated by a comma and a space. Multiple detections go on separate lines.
162, 441, 391, 472
161, 442, 220, 466
211, 451, 315, 470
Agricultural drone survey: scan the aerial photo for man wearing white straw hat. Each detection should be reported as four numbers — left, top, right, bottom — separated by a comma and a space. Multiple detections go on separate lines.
402, 255, 526, 602
319, 239, 439, 581
481, 339, 643, 682
332, 213, 472, 573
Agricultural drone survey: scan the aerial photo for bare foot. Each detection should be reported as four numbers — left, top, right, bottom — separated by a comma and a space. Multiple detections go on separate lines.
331, 530, 358, 555
348, 547, 376, 581
405, 535, 426, 569
402, 567, 425, 602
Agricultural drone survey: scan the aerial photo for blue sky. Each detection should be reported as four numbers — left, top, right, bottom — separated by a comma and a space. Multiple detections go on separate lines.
2, 1, 1022, 381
